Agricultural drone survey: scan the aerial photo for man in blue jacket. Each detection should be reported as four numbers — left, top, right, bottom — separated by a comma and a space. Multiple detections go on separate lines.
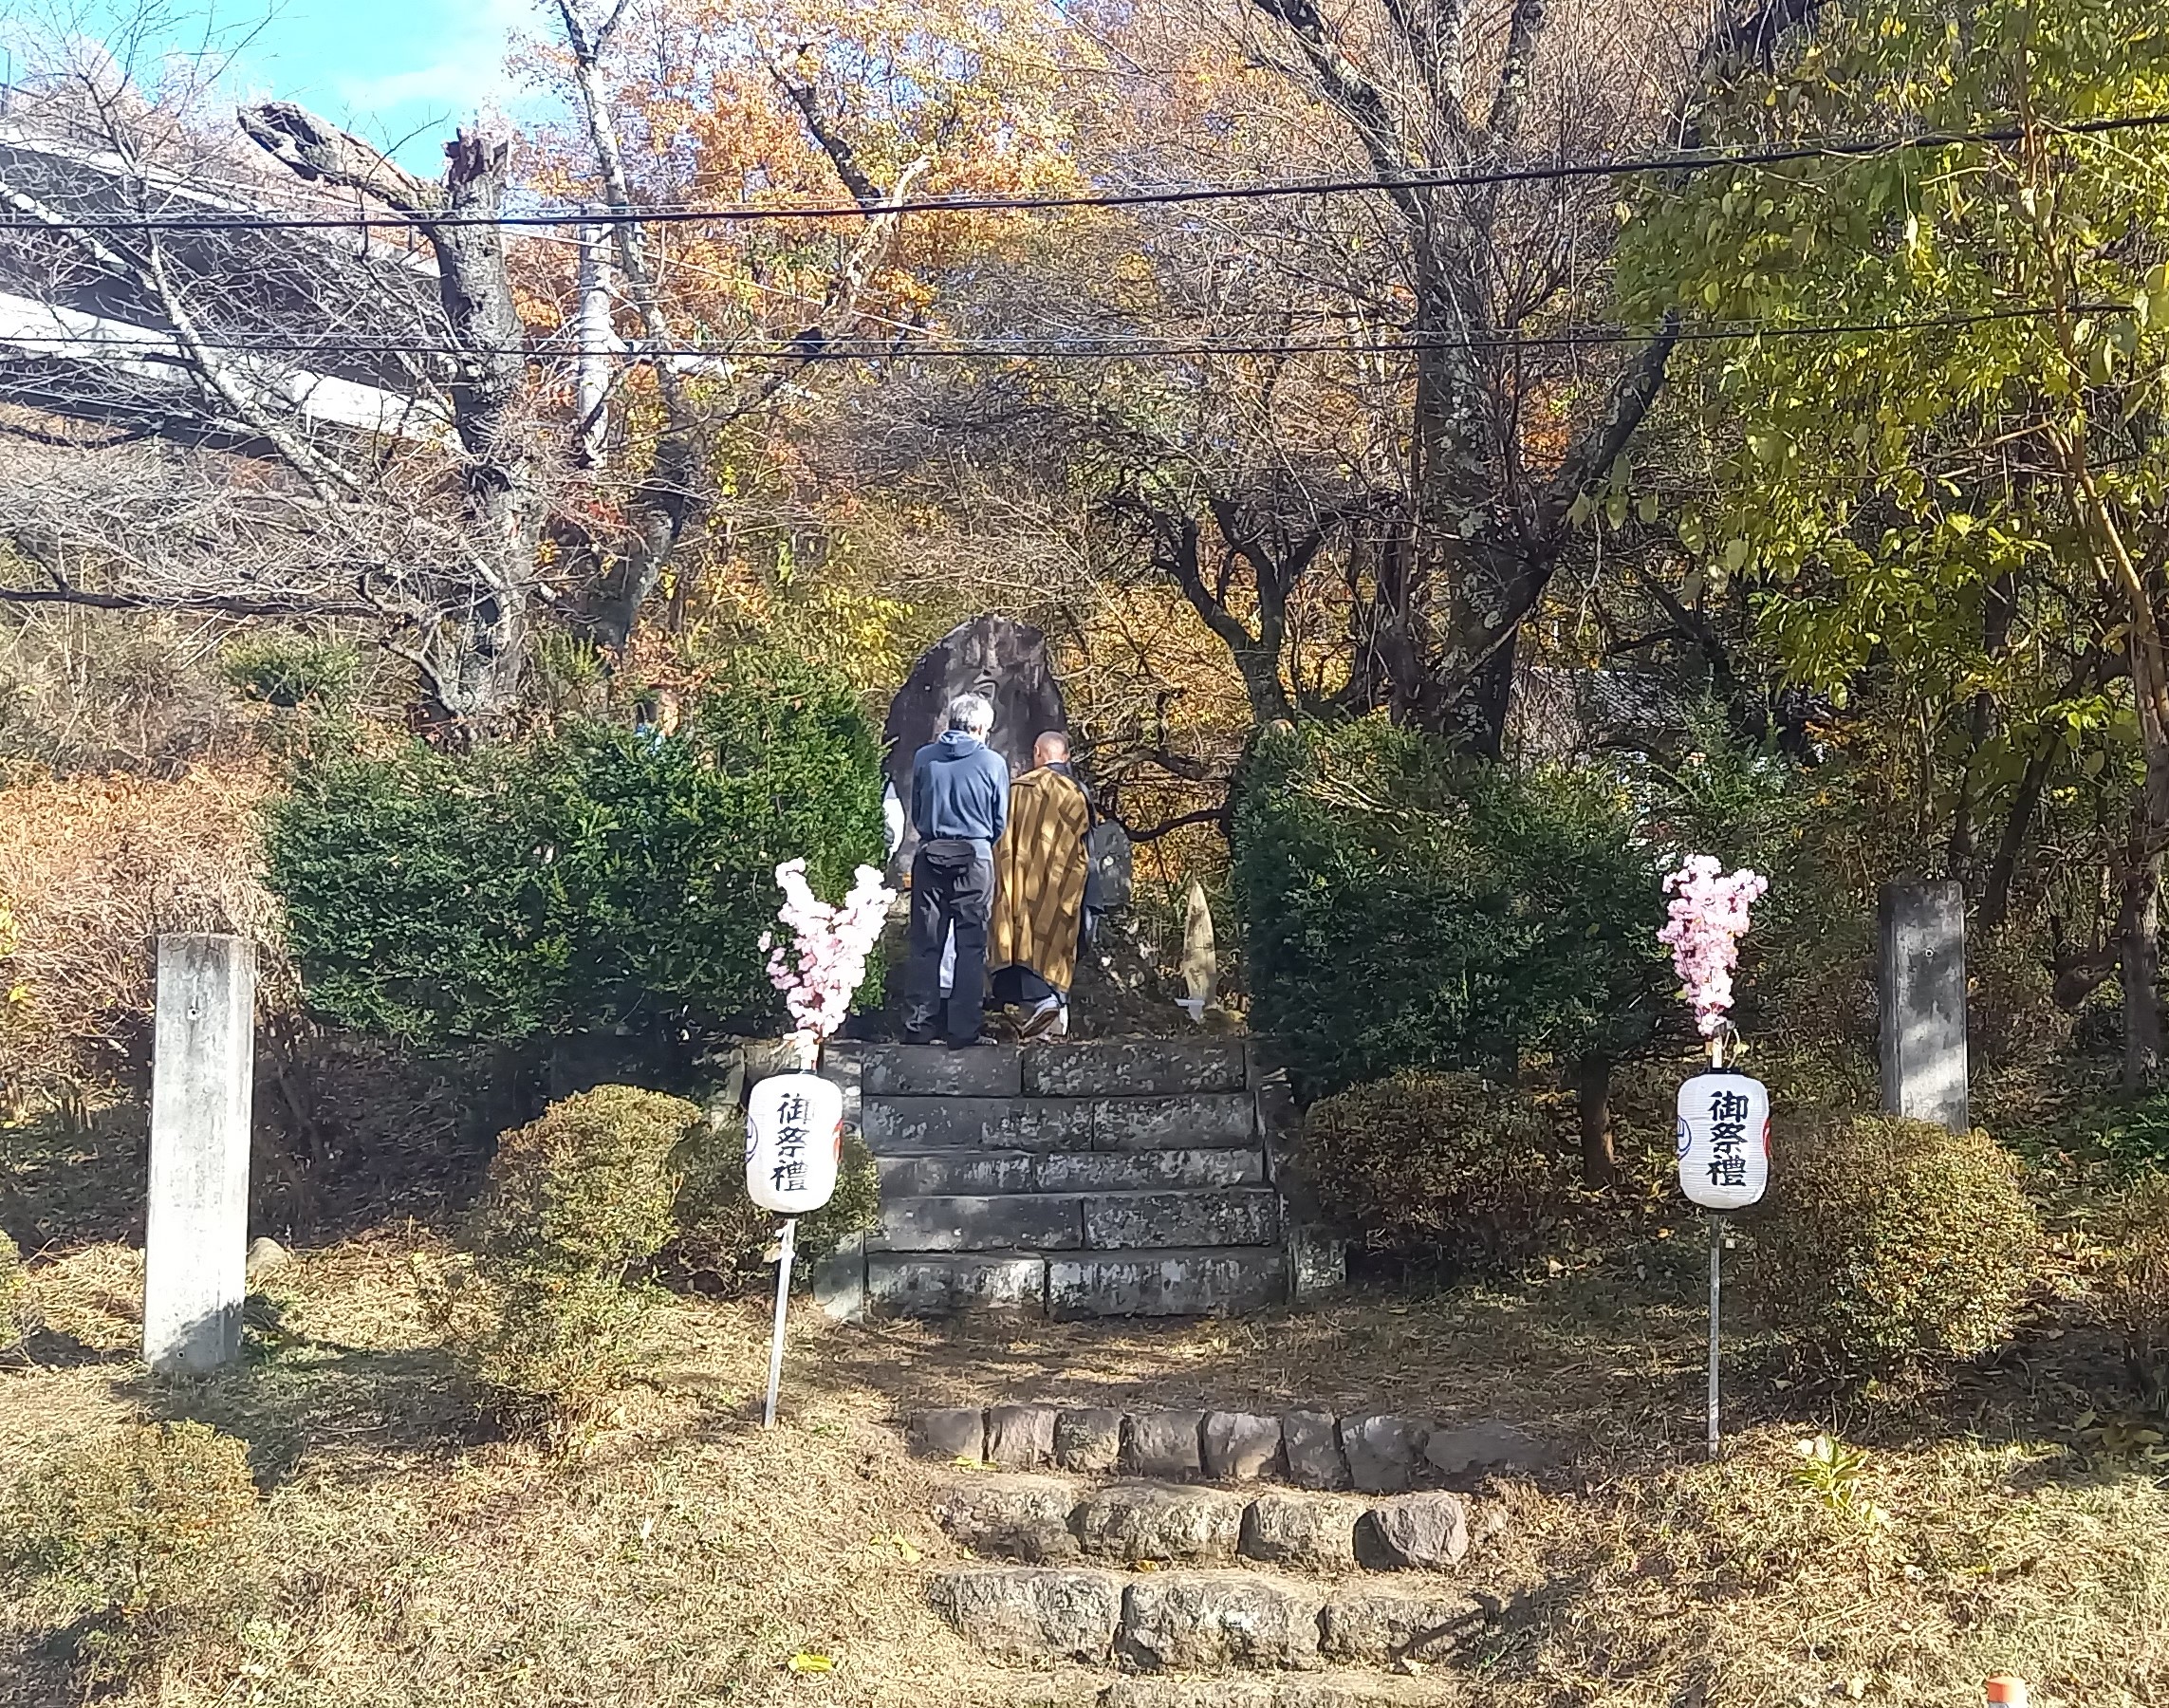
903, 693, 1010, 1047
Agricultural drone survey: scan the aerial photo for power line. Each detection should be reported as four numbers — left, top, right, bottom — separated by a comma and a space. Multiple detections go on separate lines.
3, 112, 2165, 236
0, 302, 2128, 365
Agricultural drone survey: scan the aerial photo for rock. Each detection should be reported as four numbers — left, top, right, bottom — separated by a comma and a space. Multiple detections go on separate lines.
910, 1407, 987, 1462
1357, 1493, 1470, 1570
1318, 1587, 1484, 1664
1074, 1483, 1245, 1565
1118, 1570, 1326, 1672
1057, 1407, 1127, 1473
986, 1403, 1060, 1469
1202, 1412, 1284, 1482
245, 1236, 291, 1275
1341, 1415, 1428, 1494
1124, 1410, 1205, 1478
1281, 1410, 1349, 1491
933, 1475, 1080, 1563
1239, 1493, 1359, 1571
930, 1566, 1123, 1663
1420, 1419, 1552, 1489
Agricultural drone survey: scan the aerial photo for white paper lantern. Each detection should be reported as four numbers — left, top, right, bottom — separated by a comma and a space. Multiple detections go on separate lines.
1676, 1070, 1770, 1212
745, 1071, 844, 1215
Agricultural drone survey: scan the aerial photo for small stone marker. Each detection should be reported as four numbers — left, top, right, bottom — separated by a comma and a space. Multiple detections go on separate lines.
143, 934, 255, 1378
1055, 1407, 1125, 1473
1879, 880, 1969, 1131
1201, 1411, 1284, 1481
985, 1402, 1058, 1469
909, 1406, 987, 1462
1342, 1413, 1428, 1494
1122, 1409, 1206, 1478
1281, 1409, 1350, 1490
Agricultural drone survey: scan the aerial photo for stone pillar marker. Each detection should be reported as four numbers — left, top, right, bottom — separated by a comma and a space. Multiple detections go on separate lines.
1878, 881, 1968, 1131
143, 934, 255, 1376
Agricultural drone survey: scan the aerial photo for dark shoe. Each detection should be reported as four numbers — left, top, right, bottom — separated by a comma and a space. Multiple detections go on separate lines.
945, 1034, 999, 1049
901, 1030, 938, 1046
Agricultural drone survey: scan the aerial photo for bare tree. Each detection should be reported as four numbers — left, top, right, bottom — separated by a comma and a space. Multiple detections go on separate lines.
1224, 0, 1824, 753
0, 25, 554, 730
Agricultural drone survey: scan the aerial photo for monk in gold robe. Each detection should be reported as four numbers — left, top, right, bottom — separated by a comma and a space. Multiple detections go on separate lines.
991, 732, 1092, 1038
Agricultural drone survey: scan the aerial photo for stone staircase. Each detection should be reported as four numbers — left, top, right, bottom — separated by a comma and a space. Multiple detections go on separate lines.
902, 1402, 1540, 1699
819, 1039, 1337, 1318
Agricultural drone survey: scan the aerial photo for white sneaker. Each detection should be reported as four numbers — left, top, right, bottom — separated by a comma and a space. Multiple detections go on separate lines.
1018, 995, 1063, 1040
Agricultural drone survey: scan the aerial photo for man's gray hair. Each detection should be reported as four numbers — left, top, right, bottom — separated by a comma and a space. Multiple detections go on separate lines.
946, 692, 994, 734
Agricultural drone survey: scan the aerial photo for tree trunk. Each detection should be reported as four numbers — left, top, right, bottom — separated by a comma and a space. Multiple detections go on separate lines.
1574, 1050, 1617, 1186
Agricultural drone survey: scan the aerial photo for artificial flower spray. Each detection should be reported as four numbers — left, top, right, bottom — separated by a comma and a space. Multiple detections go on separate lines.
1659, 855, 1770, 1457
748, 859, 895, 1426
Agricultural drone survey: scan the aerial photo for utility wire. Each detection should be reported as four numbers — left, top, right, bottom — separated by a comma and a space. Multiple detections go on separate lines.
0, 301, 2132, 364
3, 112, 2165, 235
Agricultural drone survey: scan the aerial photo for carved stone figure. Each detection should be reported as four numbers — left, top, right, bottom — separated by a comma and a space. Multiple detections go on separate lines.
884, 617, 1067, 870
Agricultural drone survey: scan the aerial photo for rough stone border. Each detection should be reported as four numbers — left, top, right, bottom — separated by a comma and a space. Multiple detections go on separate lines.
908, 1403, 1549, 1493
930, 1564, 1488, 1670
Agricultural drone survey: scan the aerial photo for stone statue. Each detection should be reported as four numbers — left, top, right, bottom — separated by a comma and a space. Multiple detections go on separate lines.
883, 616, 1067, 870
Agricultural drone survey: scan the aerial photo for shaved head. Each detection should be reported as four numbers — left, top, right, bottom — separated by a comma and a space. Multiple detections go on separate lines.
1034, 731, 1071, 765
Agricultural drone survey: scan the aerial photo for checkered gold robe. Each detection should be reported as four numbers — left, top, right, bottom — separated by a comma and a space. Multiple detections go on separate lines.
990, 767, 1092, 993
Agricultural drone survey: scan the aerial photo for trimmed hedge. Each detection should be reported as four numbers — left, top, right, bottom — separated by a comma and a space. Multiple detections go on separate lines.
264, 652, 885, 1051
1232, 719, 1671, 1096
429, 1086, 700, 1439
1747, 1114, 2039, 1371
1300, 1071, 1566, 1267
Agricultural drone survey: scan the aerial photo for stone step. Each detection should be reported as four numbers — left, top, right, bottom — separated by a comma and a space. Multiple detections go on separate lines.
864, 1092, 1257, 1154
867, 1251, 1047, 1315
934, 1475, 1477, 1574
877, 1146, 1267, 1197
1049, 1246, 1288, 1318
867, 1245, 1288, 1317
930, 1564, 1484, 1672
869, 1190, 1281, 1253
863, 1040, 1251, 1099
1097, 1676, 1450, 1707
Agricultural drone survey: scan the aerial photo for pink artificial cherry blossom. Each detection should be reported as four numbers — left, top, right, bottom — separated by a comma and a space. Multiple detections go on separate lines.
765, 858, 896, 1056
1658, 853, 1768, 1037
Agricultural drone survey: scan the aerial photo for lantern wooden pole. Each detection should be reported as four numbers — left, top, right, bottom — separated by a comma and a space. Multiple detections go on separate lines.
763, 1217, 798, 1429
1707, 1027, 1725, 1459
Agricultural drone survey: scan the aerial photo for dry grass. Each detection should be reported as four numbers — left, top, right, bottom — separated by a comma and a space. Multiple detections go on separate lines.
0, 761, 293, 1110
2, 1230, 2166, 1708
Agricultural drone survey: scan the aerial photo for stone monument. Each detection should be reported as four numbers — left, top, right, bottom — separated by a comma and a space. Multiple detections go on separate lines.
1878, 880, 1968, 1131
883, 616, 1067, 869
143, 934, 256, 1375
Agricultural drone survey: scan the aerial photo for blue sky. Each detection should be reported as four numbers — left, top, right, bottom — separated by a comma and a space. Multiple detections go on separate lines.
171, 0, 550, 169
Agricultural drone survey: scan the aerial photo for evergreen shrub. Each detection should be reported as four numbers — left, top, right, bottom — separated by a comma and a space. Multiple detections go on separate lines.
264, 651, 885, 1052
2098, 1176, 2169, 1412
1232, 719, 1670, 1097
6, 1420, 259, 1684
428, 1086, 698, 1439
1300, 1070, 1566, 1266
1747, 1114, 2039, 1371
669, 1106, 881, 1290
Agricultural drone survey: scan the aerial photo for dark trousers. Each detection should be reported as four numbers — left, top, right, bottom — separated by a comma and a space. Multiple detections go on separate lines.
904, 839, 993, 1044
